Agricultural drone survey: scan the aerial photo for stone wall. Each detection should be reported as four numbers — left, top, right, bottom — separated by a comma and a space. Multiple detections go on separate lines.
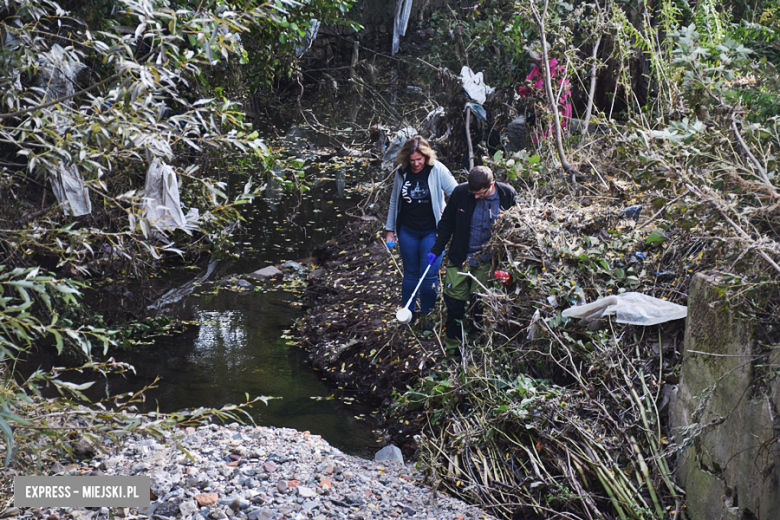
669, 273, 780, 520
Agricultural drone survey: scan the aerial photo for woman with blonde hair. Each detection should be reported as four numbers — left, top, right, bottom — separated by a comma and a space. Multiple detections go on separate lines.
385, 136, 457, 327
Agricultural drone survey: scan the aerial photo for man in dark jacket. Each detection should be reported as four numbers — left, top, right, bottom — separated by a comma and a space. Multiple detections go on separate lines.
427, 166, 518, 353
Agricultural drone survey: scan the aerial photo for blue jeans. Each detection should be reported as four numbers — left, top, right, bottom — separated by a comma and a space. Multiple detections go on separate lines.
397, 226, 442, 314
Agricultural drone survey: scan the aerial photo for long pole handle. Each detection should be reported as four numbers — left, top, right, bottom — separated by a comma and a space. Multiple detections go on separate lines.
403, 263, 432, 311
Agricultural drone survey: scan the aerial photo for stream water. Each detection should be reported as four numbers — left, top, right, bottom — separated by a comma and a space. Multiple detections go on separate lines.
26, 131, 384, 458
136, 165, 382, 458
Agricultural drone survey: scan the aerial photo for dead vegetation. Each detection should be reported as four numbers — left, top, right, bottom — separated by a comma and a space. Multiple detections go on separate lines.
292, 7, 780, 518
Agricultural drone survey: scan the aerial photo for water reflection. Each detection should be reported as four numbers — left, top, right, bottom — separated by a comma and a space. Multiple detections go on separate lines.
101, 288, 380, 458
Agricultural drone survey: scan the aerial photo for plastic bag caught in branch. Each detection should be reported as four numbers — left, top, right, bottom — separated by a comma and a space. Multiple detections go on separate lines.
143, 160, 199, 234
382, 127, 417, 170
50, 162, 92, 217
561, 292, 687, 326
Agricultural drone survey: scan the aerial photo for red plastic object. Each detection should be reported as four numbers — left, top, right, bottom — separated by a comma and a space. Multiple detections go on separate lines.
494, 270, 512, 284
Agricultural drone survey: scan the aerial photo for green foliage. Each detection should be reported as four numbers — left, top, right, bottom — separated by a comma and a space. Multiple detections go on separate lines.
240, 0, 360, 89
4, 364, 271, 471
424, 5, 530, 86
0, 265, 118, 466
0, 266, 116, 361
0, 0, 325, 469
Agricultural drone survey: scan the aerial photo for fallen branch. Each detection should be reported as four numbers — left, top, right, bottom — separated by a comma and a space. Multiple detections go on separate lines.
730, 113, 779, 199
687, 183, 780, 276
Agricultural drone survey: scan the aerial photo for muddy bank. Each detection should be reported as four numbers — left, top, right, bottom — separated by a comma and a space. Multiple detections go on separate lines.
294, 219, 447, 450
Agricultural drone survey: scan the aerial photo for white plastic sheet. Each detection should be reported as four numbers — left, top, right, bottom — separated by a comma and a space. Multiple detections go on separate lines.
392, 0, 413, 55
50, 162, 92, 217
143, 160, 197, 233
561, 292, 687, 326
421, 107, 445, 138
460, 66, 495, 105
295, 19, 321, 57
35, 44, 86, 103
382, 126, 418, 170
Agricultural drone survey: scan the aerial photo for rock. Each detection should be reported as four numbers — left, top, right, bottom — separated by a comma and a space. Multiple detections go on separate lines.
297, 487, 316, 498
209, 508, 227, 520
229, 497, 250, 510
155, 498, 183, 517
374, 445, 404, 464
309, 269, 327, 280
247, 509, 273, 520
99, 457, 120, 470
237, 279, 253, 288
281, 260, 304, 272
35, 422, 495, 520
73, 437, 98, 459
345, 492, 363, 505
195, 493, 219, 507
180, 500, 199, 516
247, 266, 282, 280
137, 503, 157, 517
150, 470, 175, 496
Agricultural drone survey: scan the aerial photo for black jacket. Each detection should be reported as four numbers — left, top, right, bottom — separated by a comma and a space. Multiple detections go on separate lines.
431, 182, 518, 267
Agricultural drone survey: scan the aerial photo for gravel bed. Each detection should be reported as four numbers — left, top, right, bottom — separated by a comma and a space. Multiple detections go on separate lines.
12, 424, 495, 520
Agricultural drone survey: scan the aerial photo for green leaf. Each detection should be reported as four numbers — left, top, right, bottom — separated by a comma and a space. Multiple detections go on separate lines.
0, 416, 14, 465
645, 230, 667, 245
53, 284, 80, 295
53, 331, 64, 355
0, 410, 33, 427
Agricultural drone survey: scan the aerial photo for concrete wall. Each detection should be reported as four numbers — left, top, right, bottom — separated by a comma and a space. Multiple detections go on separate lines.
669, 273, 780, 520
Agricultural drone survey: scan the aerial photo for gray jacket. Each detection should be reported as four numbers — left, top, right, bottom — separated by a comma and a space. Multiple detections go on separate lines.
385, 160, 457, 233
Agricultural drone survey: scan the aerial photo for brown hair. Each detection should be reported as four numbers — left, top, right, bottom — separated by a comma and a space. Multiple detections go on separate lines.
468, 166, 494, 192
394, 135, 437, 170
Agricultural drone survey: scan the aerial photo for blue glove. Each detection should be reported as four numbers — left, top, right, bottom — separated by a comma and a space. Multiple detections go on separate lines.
427, 252, 438, 266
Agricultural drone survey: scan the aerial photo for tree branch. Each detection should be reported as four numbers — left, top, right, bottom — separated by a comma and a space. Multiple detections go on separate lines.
730, 113, 778, 199
0, 72, 122, 121
532, 0, 573, 172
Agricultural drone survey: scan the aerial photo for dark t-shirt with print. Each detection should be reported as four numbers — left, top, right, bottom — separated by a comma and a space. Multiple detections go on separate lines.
398, 164, 436, 231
